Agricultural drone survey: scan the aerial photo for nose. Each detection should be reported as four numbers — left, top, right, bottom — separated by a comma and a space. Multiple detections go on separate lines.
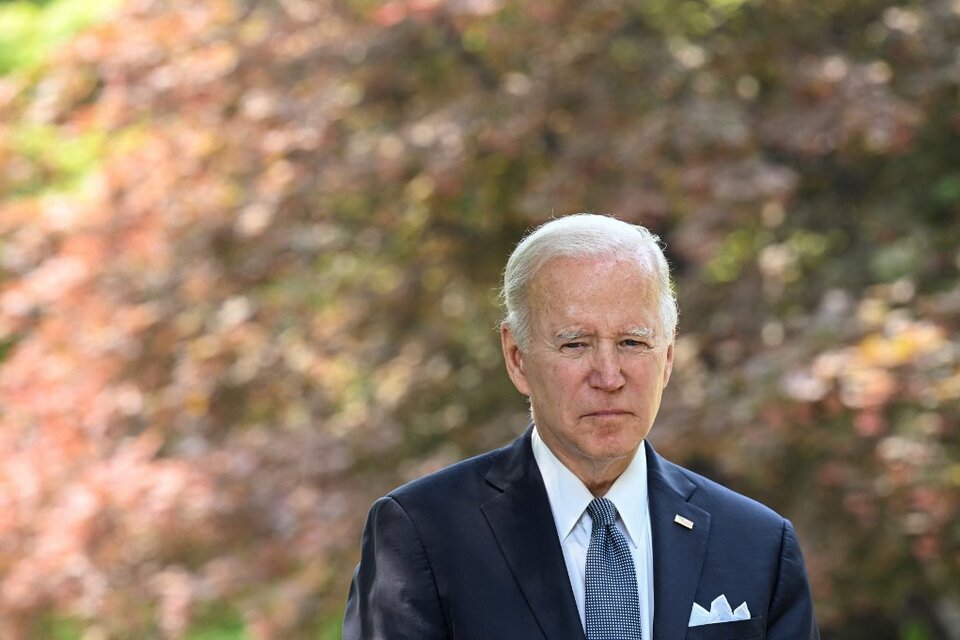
588, 343, 625, 391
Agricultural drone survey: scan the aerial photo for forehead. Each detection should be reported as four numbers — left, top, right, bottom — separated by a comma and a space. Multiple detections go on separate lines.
532, 254, 656, 293
528, 255, 660, 327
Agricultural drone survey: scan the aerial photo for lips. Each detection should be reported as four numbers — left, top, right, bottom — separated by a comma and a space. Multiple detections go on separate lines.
583, 410, 632, 417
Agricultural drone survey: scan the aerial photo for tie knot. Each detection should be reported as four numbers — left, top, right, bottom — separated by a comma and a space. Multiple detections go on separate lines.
586, 497, 618, 528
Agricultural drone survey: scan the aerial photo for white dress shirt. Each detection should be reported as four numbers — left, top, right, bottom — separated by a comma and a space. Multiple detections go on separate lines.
531, 426, 654, 637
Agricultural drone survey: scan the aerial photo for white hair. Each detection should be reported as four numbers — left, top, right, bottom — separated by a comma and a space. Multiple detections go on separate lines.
500, 213, 678, 350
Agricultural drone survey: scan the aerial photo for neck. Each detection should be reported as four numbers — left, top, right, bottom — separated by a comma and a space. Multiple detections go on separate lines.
544, 440, 637, 497
577, 460, 630, 497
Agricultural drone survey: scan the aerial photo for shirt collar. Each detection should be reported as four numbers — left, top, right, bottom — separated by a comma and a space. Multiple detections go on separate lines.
603, 441, 648, 549
531, 426, 649, 548
531, 427, 594, 541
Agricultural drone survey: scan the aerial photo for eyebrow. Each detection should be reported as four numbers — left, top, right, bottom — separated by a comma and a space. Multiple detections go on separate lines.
554, 327, 655, 342
624, 327, 655, 339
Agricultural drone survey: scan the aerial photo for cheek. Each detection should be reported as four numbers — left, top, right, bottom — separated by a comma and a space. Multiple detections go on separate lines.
531, 368, 577, 404
549, 366, 585, 390
528, 356, 596, 398
557, 378, 592, 416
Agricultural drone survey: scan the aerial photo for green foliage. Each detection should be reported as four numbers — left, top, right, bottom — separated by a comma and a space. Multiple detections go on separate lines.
902, 621, 932, 640
7, 124, 105, 195
705, 228, 768, 283
0, 0, 120, 75
29, 616, 81, 640
320, 617, 343, 640
182, 603, 248, 640
185, 624, 247, 640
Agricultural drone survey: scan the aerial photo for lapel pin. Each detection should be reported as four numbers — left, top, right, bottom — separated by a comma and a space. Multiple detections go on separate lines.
674, 514, 694, 530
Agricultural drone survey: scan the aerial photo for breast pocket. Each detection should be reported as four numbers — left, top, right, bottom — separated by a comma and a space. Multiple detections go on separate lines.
685, 615, 764, 640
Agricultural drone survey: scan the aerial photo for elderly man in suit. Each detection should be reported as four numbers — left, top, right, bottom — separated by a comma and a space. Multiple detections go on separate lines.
344, 214, 818, 640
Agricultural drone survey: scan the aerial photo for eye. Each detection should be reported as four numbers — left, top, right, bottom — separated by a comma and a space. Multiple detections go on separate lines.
560, 341, 587, 350
621, 339, 649, 348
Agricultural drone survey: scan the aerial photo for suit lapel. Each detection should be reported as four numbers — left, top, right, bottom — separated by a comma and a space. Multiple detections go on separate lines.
481, 429, 586, 640
645, 442, 711, 640
480, 434, 711, 640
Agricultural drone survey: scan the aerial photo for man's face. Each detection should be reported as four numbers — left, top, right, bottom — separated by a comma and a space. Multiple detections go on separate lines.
501, 255, 674, 480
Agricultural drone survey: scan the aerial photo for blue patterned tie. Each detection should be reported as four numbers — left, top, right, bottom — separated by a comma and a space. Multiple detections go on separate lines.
585, 497, 642, 640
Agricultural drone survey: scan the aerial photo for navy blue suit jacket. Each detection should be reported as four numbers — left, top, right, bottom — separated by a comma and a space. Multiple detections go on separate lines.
344, 429, 818, 639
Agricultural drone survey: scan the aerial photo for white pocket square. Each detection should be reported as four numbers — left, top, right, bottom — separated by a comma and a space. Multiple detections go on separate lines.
688, 595, 751, 627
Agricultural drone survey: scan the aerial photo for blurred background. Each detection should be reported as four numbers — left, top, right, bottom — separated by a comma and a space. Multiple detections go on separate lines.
0, 0, 958, 637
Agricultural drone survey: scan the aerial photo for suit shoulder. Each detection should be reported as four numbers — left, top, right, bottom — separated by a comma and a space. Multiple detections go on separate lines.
665, 457, 787, 527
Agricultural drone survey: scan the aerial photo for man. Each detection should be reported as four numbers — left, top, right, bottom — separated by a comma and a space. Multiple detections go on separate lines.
344, 214, 818, 639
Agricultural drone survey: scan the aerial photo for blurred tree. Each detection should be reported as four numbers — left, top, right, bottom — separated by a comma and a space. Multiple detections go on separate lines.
0, 0, 958, 637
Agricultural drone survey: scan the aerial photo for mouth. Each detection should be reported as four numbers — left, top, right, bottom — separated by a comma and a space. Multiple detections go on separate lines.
583, 410, 633, 418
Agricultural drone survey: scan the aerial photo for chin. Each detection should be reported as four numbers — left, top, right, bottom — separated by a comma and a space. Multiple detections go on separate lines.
586, 436, 641, 461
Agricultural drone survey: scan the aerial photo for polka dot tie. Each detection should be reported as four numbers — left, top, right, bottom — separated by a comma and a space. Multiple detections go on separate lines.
585, 498, 642, 640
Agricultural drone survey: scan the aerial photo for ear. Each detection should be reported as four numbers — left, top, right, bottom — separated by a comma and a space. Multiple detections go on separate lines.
501, 324, 531, 396
661, 335, 675, 388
